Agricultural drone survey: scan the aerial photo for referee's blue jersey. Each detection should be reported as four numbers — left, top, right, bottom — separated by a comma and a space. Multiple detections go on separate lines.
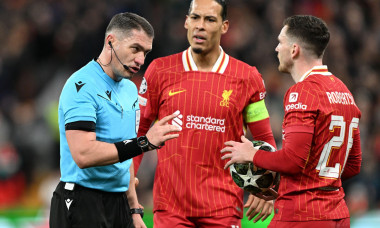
58, 60, 140, 192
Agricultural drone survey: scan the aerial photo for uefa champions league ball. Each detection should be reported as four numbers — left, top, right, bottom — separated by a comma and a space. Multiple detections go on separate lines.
229, 140, 276, 195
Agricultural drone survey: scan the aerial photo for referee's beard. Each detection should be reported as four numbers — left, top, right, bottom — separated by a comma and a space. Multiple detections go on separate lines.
114, 70, 133, 82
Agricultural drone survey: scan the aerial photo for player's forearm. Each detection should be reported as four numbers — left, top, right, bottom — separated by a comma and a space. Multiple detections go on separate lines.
254, 149, 301, 174
253, 132, 313, 174
342, 131, 362, 180
247, 118, 277, 150
341, 163, 361, 180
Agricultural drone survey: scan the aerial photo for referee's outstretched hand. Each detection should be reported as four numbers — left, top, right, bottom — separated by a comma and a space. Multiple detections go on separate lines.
146, 110, 182, 148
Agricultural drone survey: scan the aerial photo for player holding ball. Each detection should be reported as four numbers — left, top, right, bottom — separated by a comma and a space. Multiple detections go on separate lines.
222, 15, 362, 228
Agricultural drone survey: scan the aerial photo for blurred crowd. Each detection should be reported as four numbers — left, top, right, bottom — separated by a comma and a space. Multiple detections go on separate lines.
0, 0, 379, 223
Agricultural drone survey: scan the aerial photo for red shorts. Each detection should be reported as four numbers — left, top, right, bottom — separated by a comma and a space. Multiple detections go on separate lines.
154, 210, 242, 228
268, 218, 350, 228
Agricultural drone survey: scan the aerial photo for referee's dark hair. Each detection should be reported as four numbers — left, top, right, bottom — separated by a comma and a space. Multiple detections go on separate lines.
283, 15, 330, 58
188, 0, 228, 21
105, 12, 154, 39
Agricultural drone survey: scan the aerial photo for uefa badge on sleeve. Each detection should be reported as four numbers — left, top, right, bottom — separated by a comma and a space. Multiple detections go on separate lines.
139, 77, 147, 94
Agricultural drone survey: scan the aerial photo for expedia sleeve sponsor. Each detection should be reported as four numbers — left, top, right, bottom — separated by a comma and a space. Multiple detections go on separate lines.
285, 102, 308, 112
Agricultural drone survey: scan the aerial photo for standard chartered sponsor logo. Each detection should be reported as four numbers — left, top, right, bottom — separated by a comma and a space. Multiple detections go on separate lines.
186, 115, 225, 132
171, 112, 225, 132
171, 113, 183, 130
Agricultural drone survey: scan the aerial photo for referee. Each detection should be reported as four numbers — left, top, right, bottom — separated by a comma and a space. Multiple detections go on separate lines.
49, 12, 181, 228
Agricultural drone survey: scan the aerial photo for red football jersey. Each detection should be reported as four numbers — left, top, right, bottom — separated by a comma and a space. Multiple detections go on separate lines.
271, 66, 361, 221
137, 48, 267, 217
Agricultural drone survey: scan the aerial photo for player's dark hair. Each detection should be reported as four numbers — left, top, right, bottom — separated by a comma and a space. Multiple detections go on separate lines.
283, 15, 330, 58
188, 0, 228, 21
106, 12, 154, 39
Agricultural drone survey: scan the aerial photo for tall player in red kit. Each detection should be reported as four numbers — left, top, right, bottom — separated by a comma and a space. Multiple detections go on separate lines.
134, 0, 277, 227
222, 15, 362, 228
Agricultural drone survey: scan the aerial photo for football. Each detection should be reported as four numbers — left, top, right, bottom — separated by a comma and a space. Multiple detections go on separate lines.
229, 140, 276, 195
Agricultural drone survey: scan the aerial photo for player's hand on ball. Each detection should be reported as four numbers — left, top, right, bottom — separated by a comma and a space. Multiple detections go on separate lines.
146, 110, 182, 148
221, 135, 258, 169
227, 140, 279, 200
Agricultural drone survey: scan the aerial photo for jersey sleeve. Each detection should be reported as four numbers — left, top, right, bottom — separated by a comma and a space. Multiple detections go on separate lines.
254, 83, 319, 172
247, 118, 276, 150
243, 67, 269, 125
134, 61, 159, 174
254, 131, 313, 174
138, 60, 160, 126
341, 128, 362, 180
247, 66, 267, 105
60, 80, 97, 124
282, 83, 318, 133
243, 67, 276, 147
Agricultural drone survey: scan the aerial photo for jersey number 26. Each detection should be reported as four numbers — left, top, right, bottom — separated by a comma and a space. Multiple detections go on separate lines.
316, 115, 359, 179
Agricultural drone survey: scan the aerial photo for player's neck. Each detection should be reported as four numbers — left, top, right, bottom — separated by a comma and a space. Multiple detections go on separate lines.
191, 48, 221, 72
292, 58, 323, 83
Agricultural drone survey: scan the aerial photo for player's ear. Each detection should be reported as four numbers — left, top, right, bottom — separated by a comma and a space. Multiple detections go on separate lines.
184, 15, 189, 29
221, 20, 229, 34
291, 43, 300, 59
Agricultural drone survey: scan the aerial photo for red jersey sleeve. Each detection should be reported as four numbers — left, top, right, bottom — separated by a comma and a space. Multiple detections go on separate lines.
254, 131, 313, 174
248, 118, 276, 150
133, 60, 159, 174
341, 128, 361, 180
282, 84, 318, 130
244, 67, 276, 148
247, 66, 267, 104
140, 60, 160, 124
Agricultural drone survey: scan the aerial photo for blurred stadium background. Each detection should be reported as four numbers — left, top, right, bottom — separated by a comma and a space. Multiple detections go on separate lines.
0, 0, 379, 227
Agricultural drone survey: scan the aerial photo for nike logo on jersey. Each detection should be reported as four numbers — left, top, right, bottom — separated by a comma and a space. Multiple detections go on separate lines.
75, 81, 86, 92
65, 198, 73, 210
169, 89, 186, 96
